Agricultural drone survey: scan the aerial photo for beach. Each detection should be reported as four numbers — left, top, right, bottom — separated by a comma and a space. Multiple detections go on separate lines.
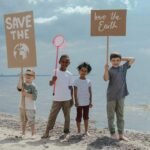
0, 113, 150, 150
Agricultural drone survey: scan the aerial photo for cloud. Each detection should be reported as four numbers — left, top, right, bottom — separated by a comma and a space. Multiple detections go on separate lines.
121, 0, 138, 10
55, 6, 92, 15
27, 0, 44, 5
34, 16, 58, 24
107, 0, 138, 10
121, 0, 132, 9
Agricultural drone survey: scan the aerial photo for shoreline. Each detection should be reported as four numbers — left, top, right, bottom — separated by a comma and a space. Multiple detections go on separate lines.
0, 112, 150, 150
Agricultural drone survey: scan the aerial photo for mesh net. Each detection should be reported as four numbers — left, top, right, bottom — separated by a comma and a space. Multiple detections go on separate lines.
53, 35, 64, 47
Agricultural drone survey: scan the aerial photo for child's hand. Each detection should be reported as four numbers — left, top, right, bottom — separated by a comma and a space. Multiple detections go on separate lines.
89, 103, 93, 108
52, 76, 57, 82
75, 102, 79, 107
49, 76, 57, 85
104, 64, 109, 70
22, 90, 26, 97
70, 99, 74, 107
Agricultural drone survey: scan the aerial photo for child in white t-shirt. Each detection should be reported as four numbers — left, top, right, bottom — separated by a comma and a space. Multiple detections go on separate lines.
42, 54, 73, 140
74, 62, 92, 136
17, 69, 37, 137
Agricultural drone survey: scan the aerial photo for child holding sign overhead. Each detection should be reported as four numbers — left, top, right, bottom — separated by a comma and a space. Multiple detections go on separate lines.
17, 69, 37, 137
103, 52, 135, 141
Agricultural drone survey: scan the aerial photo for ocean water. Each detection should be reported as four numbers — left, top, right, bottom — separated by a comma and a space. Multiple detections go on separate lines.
0, 76, 150, 133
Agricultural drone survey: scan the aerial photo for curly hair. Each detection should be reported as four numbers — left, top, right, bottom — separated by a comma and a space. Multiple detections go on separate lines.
77, 62, 92, 74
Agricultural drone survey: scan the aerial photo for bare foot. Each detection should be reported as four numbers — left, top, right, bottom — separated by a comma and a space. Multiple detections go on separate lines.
31, 135, 36, 139
111, 133, 119, 140
64, 133, 70, 139
119, 135, 129, 142
21, 134, 26, 139
84, 131, 91, 136
60, 134, 70, 142
41, 133, 50, 139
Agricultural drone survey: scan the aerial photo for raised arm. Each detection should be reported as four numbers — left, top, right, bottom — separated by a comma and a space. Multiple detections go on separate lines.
49, 76, 57, 86
103, 64, 109, 81
17, 72, 23, 91
121, 57, 135, 65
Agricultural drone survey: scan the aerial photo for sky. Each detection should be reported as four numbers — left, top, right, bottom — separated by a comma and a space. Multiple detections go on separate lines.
0, 0, 150, 77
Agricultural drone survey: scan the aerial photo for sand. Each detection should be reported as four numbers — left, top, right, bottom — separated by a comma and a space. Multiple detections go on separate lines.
0, 113, 150, 150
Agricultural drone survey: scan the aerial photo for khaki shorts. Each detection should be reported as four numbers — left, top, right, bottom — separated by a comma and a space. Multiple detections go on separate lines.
20, 108, 36, 126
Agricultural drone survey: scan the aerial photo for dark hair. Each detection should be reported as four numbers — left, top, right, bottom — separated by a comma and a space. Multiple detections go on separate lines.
59, 54, 70, 62
77, 62, 92, 74
110, 53, 122, 60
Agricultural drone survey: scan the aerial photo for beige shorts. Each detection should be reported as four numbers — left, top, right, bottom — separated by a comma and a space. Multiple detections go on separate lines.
20, 108, 36, 126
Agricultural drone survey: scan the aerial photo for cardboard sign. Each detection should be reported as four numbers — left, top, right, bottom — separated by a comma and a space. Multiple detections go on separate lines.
4, 11, 37, 68
91, 9, 126, 36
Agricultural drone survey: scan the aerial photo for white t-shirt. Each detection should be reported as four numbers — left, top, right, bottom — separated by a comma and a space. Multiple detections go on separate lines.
74, 78, 91, 106
53, 69, 73, 101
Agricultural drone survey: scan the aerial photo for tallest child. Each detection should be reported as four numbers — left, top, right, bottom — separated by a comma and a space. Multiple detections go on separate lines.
42, 54, 73, 140
103, 52, 135, 141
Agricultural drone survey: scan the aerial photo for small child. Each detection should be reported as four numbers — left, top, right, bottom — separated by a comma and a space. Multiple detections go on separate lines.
17, 69, 37, 137
74, 62, 92, 136
103, 52, 135, 141
42, 54, 73, 140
